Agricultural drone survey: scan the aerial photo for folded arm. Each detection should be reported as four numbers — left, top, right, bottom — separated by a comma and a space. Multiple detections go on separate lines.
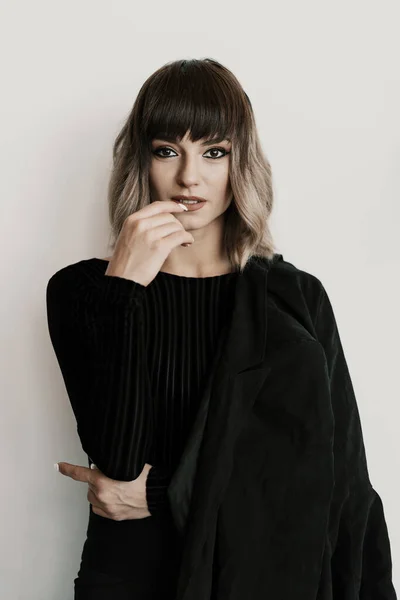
46, 263, 151, 482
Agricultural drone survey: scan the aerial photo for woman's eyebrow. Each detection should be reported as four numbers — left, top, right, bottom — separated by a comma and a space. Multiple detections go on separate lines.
153, 135, 231, 146
201, 137, 231, 146
199, 136, 231, 146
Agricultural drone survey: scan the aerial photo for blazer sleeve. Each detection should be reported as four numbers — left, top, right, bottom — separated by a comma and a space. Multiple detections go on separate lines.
314, 282, 397, 599
46, 264, 153, 481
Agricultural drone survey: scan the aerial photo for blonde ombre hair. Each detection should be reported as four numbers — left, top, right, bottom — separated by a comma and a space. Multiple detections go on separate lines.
107, 58, 277, 272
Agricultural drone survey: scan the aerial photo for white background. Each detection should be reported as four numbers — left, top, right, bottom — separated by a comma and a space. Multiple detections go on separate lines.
0, 0, 399, 597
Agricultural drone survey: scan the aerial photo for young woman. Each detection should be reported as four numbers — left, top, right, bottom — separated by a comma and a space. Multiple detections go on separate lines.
46, 58, 397, 599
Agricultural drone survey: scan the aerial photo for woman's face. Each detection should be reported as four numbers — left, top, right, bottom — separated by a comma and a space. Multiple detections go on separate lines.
149, 130, 233, 232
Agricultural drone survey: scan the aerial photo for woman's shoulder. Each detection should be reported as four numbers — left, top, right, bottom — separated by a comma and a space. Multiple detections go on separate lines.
46, 257, 109, 299
267, 253, 326, 318
267, 253, 323, 291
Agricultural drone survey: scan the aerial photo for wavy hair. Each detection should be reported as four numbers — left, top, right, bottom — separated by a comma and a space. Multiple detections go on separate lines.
107, 58, 277, 272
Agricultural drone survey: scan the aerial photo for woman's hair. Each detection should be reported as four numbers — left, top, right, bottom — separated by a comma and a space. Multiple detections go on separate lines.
107, 58, 277, 272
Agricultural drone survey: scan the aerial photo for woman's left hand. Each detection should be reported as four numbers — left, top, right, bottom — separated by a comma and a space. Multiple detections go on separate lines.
55, 461, 152, 520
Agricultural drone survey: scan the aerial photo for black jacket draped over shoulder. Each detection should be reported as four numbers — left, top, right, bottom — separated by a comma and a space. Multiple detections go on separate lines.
46, 253, 397, 600
167, 253, 397, 600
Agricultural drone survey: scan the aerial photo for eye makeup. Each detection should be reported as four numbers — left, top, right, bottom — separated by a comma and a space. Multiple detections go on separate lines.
152, 146, 230, 160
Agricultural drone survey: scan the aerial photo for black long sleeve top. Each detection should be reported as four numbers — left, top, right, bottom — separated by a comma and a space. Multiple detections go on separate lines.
46, 257, 238, 516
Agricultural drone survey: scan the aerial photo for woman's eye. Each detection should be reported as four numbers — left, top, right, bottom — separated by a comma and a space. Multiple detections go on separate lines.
152, 146, 229, 159
152, 147, 176, 158
205, 147, 228, 159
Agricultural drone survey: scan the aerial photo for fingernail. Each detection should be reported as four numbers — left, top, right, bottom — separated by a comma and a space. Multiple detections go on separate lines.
181, 204, 189, 211
54, 463, 59, 472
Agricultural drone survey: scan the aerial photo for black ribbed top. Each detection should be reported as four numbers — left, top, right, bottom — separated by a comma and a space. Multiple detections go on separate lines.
46, 257, 238, 516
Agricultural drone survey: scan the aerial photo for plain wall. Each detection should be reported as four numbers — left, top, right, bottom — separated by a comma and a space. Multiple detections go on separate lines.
1, 0, 399, 597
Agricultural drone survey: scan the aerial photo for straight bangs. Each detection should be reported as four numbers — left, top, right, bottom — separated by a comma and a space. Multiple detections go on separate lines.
140, 59, 249, 149
107, 58, 277, 270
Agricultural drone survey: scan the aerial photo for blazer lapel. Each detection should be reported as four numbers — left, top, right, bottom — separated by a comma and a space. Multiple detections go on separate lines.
167, 255, 282, 596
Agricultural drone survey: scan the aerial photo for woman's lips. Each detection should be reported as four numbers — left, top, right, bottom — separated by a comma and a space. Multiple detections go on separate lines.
172, 195, 207, 202
172, 199, 207, 211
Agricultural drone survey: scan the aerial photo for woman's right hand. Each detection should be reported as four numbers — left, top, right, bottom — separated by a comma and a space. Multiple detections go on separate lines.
104, 200, 194, 287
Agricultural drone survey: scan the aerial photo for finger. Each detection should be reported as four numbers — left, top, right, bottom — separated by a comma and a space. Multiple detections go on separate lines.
131, 200, 187, 220
91, 504, 111, 519
87, 488, 98, 505
57, 462, 95, 484
87, 464, 99, 492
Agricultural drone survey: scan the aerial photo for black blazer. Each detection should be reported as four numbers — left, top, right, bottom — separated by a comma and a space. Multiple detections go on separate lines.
166, 253, 397, 599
